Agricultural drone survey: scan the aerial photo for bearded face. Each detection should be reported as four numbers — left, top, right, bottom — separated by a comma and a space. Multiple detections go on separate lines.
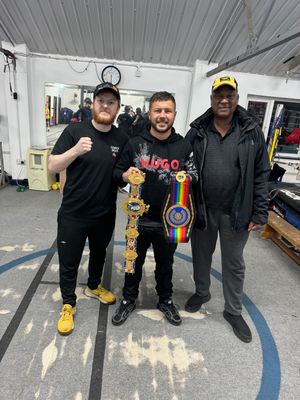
92, 91, 120, 125
148, 100, 176, 135
93, 109, 118, 125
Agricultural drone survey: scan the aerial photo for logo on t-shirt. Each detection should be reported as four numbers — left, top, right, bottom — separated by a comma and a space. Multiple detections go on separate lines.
110, 145, 120, 157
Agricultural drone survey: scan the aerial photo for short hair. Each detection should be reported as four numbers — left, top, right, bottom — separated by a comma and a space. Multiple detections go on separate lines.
149, 91, 176, 109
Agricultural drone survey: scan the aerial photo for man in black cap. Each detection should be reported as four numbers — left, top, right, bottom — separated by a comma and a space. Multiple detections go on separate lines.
48, 83, 128, 335
117, 105, 134, 136
185, 76, 270, 343
132, 107, 146, 135
73, 97, 92, 122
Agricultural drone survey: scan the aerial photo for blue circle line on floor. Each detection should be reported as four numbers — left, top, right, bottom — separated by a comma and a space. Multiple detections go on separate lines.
0, 249, 49, 274
0, 243, 281, 400
174, 250, 281, 400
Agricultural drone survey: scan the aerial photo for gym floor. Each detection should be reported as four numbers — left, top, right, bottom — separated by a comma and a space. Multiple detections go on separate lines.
0, 185, 299, 400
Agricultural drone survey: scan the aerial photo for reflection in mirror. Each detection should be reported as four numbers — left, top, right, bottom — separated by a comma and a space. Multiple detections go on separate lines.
118, 89, 154, 136
45, 83, 94, 145
44, 84, 155, 145
119, 89, 154, 115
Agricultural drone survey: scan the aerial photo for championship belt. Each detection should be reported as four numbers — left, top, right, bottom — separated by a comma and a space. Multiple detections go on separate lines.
161, 171, 195, 243
122, 171, 149, 273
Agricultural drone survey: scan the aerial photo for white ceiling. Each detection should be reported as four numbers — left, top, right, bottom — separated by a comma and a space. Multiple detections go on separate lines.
0, 0, 300, 79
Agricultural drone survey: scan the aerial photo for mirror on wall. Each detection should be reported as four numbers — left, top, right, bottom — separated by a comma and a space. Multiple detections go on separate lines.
45, 83, 93, 145
44, 84, 154, 145
119, 89, 154, 114
117, 89, 154, 136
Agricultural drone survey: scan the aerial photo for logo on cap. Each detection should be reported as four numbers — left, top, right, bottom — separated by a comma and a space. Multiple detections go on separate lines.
212, 76, 238, 92
94, 82, 120, 100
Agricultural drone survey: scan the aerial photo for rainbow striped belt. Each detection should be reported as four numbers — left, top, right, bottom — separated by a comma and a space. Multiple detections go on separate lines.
162, 171, 195, 243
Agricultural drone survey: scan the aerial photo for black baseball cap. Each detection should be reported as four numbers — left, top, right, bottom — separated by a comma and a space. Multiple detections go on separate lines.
93, 82, 120, 100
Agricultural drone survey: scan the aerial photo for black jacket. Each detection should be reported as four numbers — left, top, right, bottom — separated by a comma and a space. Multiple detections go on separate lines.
73, 106, 92, 122
186, 105, 270, 230
114, 128, 198, 223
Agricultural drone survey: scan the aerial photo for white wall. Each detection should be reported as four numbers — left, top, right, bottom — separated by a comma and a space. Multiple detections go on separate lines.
2, 42, 300, 181
61, 88, 81, 112
1, 43, 31, 180
0, 55, 10, 174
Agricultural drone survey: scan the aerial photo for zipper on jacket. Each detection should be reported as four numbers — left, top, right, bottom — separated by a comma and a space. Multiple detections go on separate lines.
232, 124, 258, 229
196, 127, 208, 229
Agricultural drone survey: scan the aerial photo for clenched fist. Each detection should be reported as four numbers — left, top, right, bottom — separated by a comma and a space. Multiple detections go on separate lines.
74, 137, 93, 156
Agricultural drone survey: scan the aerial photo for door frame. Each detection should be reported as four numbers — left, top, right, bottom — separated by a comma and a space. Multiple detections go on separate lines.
247, 95, 274, 140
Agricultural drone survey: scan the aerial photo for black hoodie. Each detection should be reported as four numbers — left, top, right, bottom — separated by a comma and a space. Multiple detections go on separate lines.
114, 128, 198, 224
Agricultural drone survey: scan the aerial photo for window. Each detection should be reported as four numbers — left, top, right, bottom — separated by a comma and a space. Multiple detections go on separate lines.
247, 101, 268, 129
268, 101, 300, 156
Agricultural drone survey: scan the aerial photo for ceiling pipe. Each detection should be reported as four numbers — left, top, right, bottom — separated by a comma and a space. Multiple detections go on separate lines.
245, 0, 257, 50
206, 29, 300, 76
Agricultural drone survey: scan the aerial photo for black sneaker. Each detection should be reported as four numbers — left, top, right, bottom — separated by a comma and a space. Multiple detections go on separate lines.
223, 310, 252, 343
112, 299, 136, 326
184, 293, 211, 313
157, 300, 182, 326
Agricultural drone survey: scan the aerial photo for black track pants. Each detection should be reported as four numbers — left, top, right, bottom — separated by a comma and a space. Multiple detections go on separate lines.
123, 226, 177, 302
57, 212, 115, 306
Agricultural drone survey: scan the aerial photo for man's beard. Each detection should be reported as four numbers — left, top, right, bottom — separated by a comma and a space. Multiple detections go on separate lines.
150, 120, 173, 134
93, 110, 117, 125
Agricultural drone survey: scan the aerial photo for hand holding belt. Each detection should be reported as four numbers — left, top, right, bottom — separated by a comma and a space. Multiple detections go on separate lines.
161, 171, 195, 243
122, 171, 149, 273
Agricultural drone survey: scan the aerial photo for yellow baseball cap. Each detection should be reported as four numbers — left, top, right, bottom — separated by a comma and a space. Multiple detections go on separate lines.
212, 76, 238, 92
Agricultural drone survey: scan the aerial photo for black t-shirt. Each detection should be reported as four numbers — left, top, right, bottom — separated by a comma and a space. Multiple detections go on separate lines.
52, 121, 128, 220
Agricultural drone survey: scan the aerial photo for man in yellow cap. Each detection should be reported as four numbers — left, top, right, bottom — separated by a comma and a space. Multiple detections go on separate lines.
185, 75, 270, 343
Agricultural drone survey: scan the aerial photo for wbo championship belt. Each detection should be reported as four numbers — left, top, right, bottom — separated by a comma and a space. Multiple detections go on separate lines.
122, 171, 149, 273
161, 171, 195, 243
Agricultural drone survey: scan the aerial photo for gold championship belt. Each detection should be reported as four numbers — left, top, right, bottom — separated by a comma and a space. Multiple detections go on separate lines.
122, 171, 149, 273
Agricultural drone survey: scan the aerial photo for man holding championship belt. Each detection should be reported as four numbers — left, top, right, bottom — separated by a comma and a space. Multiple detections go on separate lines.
112, 91, 198, 326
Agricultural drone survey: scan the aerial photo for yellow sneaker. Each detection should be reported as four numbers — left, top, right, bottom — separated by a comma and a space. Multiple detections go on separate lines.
57, 304, 76, 336
84, 284, 116, 304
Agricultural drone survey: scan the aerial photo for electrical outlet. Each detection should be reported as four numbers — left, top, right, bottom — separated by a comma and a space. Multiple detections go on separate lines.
17, 158, 26, 165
